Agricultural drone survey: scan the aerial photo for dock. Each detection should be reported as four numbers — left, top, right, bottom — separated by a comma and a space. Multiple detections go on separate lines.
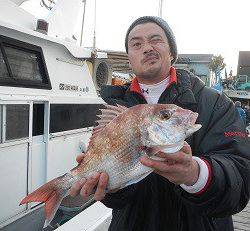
233, 202, 250, 231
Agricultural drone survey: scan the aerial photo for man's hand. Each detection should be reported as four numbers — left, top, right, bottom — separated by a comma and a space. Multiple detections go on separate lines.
140, 142, 199, 185
69, 153, 109, 201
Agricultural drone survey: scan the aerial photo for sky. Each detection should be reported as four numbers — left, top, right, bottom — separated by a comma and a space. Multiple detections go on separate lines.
21, 0, 250, 75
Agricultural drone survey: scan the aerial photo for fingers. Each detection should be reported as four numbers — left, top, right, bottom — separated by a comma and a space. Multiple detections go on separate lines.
140, 142, 197, 185
69, 178, 87, 197
140, 155, 175, 172
69, 172, 109, 201
140, 142, 193, 172
164, 152, 187, 164
76, 152, 86, 164
155, 151, 168, 159
80, 172, 100, 198
154, 152, 186, 165
94, 173, 109, 201
181, 141, 192, 155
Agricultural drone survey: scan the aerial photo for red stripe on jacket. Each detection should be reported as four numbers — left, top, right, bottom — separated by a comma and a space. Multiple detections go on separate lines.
130, 66, 177, 96
195, 158, 213, 195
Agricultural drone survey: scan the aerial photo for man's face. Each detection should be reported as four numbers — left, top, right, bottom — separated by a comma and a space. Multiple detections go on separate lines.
127, 22, 173, 84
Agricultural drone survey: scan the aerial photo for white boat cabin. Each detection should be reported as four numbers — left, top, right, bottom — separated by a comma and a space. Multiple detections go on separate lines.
0, 0, 112, 230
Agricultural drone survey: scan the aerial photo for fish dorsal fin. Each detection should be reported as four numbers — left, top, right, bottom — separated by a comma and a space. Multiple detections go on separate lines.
103, 104, 127, 114
96, 104, 127, 127
88, 104, 128, 148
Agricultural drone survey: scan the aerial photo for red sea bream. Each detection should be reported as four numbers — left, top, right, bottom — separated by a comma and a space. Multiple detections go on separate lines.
20, 104, 201, 227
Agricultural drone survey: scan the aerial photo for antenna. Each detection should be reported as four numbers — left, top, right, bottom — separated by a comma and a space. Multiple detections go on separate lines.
93, 0, 97, 50
80, 0, 87, 46
158, 0, 163, 18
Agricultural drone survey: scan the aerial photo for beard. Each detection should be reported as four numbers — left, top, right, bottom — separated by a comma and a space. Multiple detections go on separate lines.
135, 62, 162, 80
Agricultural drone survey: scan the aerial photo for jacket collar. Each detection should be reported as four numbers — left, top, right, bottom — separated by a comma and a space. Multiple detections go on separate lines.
130, 66, 177, 96
100, 68, 205, 109
175, 69, 204, 106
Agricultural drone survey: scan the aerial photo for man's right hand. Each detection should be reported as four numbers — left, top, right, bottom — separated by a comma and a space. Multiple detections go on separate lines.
69, 153, 109, 201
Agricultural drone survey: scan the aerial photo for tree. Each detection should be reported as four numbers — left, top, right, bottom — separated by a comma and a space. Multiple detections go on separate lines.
209, 55, 226, 73
209, 55, 226, 85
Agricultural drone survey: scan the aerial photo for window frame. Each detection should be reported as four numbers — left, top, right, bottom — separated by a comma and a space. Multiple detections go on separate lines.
0, 105, 3, 143
0, 102, 32, 144
50, 104, 104, 133
0, 35, 52, 90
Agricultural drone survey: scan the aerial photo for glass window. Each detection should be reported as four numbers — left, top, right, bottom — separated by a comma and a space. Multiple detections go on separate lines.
4, 46, 44, 83
0, 48, 10, 80
50, 104, 104, 133
6, 104, 29, 141
0, 35, 51, 89
33, 104, 44, 136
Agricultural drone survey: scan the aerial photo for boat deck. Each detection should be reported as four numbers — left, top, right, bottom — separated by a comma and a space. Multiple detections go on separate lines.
233, 202, 250, 231
54, 201, 250, 231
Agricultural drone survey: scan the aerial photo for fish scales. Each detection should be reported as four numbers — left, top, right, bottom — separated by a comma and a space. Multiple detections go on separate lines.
69, 126, 141, 190
77, 129, 140, 175
80, 128, 142, 189
20, 104, 201, 227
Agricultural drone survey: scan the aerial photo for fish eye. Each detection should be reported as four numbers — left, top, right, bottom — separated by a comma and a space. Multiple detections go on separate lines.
159, 110, 172, 120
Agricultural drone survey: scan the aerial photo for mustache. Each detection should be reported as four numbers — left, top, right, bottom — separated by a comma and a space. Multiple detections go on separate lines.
141, 52, 159, 64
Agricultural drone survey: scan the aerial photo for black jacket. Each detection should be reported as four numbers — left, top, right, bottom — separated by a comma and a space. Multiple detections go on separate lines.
100, 69, 250, 231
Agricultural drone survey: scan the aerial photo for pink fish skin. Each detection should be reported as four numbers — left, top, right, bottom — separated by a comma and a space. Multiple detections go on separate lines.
20, 104, 201, 227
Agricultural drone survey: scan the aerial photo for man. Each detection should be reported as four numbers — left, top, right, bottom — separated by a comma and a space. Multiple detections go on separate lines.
235, 101, 247, 126
70, 16, 250, 231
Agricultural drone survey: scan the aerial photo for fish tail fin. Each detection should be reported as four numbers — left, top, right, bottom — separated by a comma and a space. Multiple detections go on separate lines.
20, 174, 70, 228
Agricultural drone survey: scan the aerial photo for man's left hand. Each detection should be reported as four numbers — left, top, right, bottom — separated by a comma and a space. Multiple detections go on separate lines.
140, 142, 199, 185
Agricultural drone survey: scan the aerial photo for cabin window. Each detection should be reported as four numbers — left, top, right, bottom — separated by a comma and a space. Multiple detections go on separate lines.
0, 35, 51, 89
50, 104, 104, 133
5, 104, 29, 141
33, 104, 44, 136
0, 48, 10, 79
4, 46, 44, 83
0, 103, 45, 143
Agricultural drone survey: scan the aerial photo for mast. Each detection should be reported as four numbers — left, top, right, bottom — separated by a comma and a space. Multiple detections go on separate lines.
93, 0, 97, 50
158, 0, 163, 18
80, 0, 87, 46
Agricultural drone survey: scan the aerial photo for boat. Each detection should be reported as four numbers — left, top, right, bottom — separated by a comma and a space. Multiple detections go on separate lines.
0, 0, 112, 230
